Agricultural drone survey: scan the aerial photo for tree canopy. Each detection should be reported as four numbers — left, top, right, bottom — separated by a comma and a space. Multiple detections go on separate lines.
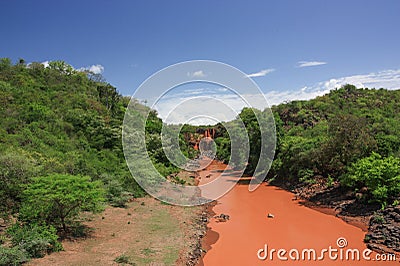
20, 174, 105, 232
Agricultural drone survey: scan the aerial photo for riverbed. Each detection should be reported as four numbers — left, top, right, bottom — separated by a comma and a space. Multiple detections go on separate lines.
198, 160, 398, 265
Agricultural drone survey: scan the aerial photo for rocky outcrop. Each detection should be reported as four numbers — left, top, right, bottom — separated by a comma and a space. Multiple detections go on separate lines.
365, 207, 400, 253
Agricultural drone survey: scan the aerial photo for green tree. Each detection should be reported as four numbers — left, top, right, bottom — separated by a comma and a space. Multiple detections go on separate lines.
47, 61, 75, 76
20, 174, 105, 232
316, 114, 377, 177
341, 152, 400, 206
239, 108, 261, 174
0, 150, 38, 218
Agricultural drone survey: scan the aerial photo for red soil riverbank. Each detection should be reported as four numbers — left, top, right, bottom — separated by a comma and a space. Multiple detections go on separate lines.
198, 160, 398, 265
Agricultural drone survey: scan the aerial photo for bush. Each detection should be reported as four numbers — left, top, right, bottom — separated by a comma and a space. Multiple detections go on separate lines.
114, 254, 135, 265
7, 223, 62, 258
298, 169, 315, 184
0, 150, 38, 217
341, 152, 400, 206
20, 174, 105, 232
105, 179, 131, 208
0, 246, 29, 266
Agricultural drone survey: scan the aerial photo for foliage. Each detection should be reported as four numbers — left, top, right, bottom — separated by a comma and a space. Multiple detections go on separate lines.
299, 169, 315, 184
316, 114, 377, 177
270, 84, 400, 190
0, 150, 38, 218
104, 178, 132, 208
205, 84, 400, 208
19, 174, 105, 232
239, 108, 262, 174
341, 152, 400, 205
214, 136, 231, 163
0, 58, 220, 215
7, 223, 62, 258
0, 58, 183, 220
0, 246, 29, 266
114, 254, 136, 265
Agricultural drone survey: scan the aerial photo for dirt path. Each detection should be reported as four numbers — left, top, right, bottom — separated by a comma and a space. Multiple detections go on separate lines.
28, 197, 202, 266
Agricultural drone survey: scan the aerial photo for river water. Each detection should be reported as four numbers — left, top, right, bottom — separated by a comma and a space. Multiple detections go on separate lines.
198, 160, 398, 265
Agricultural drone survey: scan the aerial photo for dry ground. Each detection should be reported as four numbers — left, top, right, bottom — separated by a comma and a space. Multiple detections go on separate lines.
28, 197, 202, 266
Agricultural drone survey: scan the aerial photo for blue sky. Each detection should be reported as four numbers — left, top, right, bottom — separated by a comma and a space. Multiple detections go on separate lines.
1, 1, 400, 123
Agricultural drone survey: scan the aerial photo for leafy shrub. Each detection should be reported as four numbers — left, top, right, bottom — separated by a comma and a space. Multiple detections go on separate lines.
114, 254, 135, 265
105, 179, 131, 208
0, 150, 38, 217
7, 223, 62, 258
0, 246, 29, 266
20, 174, 105, 232
298, 169, 315, 184
0, 235, 7, 245
372, 214, 385, 224
326, 175, 335, 187
341, 152, 400, 206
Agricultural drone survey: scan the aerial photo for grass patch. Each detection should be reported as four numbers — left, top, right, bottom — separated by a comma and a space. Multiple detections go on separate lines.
114, 254, 136, 265
126, 206, 182, 265
141, 248, 156, 256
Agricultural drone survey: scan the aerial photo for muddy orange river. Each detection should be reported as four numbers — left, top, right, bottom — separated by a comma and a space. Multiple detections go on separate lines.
198, 160, 398, 265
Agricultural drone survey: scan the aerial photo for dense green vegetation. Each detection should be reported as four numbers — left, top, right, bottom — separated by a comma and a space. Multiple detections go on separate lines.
341, 152, 400, 206
271, 85, 400, 206
0, 58, 135, 219
0, 58, 188, 264
210, 84, 400, 207
1, 57, 400, 263
20, 174, 105, 232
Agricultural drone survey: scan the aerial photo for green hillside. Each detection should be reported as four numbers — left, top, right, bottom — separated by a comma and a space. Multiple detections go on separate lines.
271, 85, 400, 205
0, 59, 135, 217
1, 58, 400, 263
209, 84, 400, 207
0, 58, 198, 264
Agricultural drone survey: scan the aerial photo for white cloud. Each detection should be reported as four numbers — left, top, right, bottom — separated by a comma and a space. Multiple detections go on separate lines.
217, 87, 228, 92
319, 69, 400, 91
153, 87, 270, 125
266, 68, 400, 105
87, 64, 104, 74
37, 61, 105, 75
41, 61, 50, 68
143, 69, 400, 124
264, 87, 330, 106
298, 61, 327, 67
246, 68, 275, 78
77, 64, 104, 74
187, 70, 206, 78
